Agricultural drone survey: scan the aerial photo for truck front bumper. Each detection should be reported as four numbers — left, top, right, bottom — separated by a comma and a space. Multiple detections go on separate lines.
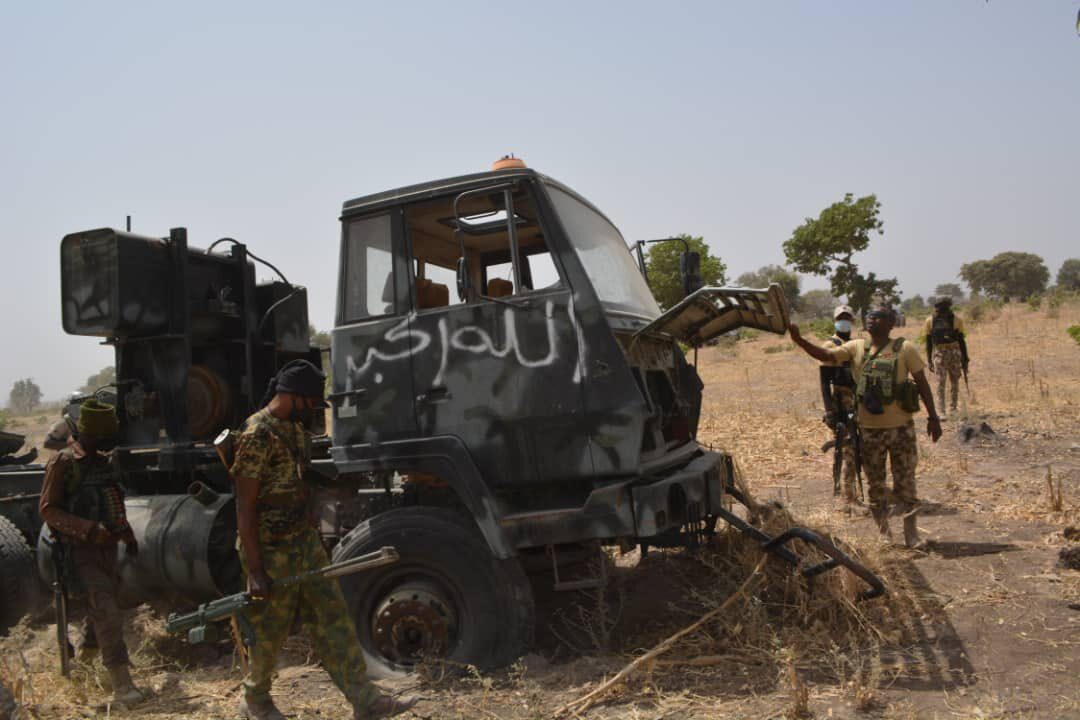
499, 449, 734, 549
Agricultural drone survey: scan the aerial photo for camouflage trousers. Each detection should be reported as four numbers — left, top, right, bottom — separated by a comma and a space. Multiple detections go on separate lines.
70, 543, 129, 669
240, 528, 376, 709
837, 438, 858, 502
861, 421, 918, 513
934, 344, 963, 411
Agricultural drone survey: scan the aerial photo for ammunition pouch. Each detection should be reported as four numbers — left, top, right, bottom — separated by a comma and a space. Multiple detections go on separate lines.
895, 380, 921, 413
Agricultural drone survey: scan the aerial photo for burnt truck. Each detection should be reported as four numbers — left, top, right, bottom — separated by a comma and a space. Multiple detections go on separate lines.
2, 162, 882, 671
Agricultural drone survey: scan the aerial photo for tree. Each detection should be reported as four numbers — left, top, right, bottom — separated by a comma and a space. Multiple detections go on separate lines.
644, 235, 726, 311
1057, 259, 1080, 291
799, 289, 839, 319
8, 379, 42, 414
783, 193, 899, 317
735, 264, 801, 310
959, 252, 1050, 301
933, 283, 965, 303
80, 366, 116, 395
901, 294, 926, 314
309, 325, 332, 349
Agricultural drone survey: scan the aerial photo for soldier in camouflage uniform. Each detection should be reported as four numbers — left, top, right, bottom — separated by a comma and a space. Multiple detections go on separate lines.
924, 297, 968, 416
819, 305, 859, 506
789, 305, 943, 548
38, 400, 145, 706
231, 360, 415, 720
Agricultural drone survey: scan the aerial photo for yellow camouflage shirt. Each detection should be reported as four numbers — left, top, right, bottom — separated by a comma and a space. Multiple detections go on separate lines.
230, 408, 313, 545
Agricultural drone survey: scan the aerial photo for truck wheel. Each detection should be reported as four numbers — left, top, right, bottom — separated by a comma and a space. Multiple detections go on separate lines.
0, 515, 36, 633
332, 507, 534, 677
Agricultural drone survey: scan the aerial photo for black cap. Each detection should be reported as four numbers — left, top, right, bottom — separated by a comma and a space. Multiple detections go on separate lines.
274, 360, 328, 407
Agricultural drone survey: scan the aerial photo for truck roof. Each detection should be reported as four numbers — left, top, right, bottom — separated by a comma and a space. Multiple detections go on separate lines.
340, 167, 615, 228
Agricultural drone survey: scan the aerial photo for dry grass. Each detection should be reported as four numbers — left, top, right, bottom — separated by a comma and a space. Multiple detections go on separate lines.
2, 300, 1079, 719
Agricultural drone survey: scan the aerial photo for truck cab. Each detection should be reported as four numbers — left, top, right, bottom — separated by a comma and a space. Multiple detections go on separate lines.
327, 164, 790, 674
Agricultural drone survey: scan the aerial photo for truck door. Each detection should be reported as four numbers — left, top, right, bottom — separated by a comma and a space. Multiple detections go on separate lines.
331, 210, 418, 446
403, 184, 588, 488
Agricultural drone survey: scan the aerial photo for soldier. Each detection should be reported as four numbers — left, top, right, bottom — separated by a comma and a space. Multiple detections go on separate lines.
924, 296, 968, 417
38, 399, 145, 706
789, 305, 943, 547
819, 305, 859, 507
231, 360, 415, 720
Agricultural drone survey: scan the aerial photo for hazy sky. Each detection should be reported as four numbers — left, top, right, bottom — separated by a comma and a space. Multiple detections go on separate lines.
2, 2, 1078, 402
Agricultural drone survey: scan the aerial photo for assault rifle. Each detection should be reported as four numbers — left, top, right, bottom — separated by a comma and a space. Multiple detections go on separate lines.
834, 406, 863, 502
822, 387, 863, 502
47, 533, 71, 677
165, 546, 399, 645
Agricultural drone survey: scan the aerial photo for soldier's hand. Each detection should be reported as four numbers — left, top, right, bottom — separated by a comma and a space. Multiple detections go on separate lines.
248, 569, 273, 600
822, 411, 837, 427
927, 415, 943, 443
787, 323, 801, 341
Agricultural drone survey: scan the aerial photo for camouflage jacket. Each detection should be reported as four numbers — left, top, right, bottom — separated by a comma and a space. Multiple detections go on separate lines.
230, 408, 313, 546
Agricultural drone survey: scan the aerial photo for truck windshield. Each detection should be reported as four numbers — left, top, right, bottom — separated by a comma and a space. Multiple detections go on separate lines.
546, 185, 661, 320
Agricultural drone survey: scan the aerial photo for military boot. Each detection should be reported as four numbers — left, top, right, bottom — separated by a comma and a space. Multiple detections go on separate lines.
107, 664, 146, 707
871, 508, 892, 544
900, 504, 925, 549
238, 694, 287, 720
354, 692, 418, 719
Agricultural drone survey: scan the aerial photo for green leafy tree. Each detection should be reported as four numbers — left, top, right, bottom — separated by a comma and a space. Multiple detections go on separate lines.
0, 408, 8, 431
735, 264, 801, 310
959, 252, 1049, 301
308, 325, 332, 349
933, 283, 965, 303
1057, 259, 1080, 291
80, 366, 116, 395
901, 294, 926, 314
644, 235, 726, 310
799, 289, 840, 319
8, 378, 42, 414
783, 193, 899, 317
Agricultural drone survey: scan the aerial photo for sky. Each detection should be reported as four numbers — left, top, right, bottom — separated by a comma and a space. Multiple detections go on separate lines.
1, 1, 1078, 402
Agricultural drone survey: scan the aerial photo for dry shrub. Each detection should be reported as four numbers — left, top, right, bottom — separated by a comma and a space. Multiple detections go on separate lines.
549, 480, 915, 712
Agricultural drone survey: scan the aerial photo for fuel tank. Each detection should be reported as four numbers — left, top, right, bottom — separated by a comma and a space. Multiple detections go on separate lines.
38, 482, 241, 607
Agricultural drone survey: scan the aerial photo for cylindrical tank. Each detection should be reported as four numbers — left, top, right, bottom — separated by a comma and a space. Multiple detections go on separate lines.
38, 483, 241, 607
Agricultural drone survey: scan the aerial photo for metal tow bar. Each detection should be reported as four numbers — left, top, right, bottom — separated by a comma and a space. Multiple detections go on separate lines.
718, 486, 885, 600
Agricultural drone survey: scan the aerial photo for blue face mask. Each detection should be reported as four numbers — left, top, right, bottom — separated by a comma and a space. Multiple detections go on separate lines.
834, 319, 853, 334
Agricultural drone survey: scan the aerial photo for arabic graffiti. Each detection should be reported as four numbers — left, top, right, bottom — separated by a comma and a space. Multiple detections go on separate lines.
342, 298, 585, 400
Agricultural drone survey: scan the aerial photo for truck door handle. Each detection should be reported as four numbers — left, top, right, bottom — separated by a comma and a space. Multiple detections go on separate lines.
327, 388, 367, 404
416, 387, 451, 405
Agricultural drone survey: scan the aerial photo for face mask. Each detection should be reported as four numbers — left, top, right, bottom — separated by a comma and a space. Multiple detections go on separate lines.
834, 320, 853, 334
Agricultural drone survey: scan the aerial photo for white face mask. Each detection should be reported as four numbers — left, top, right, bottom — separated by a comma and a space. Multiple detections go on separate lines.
834, 319, 853, 334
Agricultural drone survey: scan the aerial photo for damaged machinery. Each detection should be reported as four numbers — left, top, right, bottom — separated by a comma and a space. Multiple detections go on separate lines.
2, 159, 883, 676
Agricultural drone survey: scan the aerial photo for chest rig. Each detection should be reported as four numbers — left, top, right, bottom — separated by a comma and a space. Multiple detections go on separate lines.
931, 312, 960, 345
62, 452, 128, 534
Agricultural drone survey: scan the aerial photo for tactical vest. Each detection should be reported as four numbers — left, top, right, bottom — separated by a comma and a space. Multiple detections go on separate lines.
61, 451, 128, 534
855, 338, 905, 406
931, 312, 960, 345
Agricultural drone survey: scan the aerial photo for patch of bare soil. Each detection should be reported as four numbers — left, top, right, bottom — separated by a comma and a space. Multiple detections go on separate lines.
3, 302, 1080, 719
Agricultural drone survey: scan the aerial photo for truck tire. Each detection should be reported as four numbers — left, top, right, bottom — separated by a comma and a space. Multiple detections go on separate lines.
332, 507, 534, 677
0, 515, 35, 633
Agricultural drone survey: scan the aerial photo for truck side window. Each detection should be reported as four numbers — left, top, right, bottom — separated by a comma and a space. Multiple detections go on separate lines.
343, 214, 394, 321
405, 187, 562, 308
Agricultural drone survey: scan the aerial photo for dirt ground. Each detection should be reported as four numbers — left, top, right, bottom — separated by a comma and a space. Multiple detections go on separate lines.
2, 301, 1079, 719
